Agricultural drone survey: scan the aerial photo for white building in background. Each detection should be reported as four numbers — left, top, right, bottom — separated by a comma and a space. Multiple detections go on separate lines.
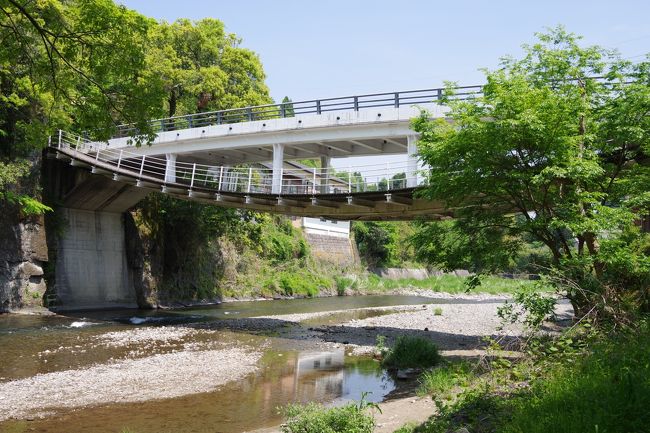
302, 217, 350, 238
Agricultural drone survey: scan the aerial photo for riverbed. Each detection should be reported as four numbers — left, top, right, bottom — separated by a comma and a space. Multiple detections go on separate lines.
0, 293, 573, 433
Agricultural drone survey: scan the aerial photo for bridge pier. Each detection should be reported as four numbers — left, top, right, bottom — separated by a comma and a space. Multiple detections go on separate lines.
272, 143, 284, 194
320, 156, 331, 194
406, 135, 418, 188
165, 153, 177, 183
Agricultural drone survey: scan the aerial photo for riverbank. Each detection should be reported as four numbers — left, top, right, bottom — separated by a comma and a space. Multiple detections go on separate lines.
0, 292, 573, 431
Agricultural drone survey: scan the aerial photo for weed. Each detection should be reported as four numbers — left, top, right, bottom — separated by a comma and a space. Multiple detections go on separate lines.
433, 307, 443, 316
418, 362, 474, 398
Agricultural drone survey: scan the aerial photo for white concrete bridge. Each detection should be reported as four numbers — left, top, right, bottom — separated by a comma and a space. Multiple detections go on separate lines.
51, 85, 482, 220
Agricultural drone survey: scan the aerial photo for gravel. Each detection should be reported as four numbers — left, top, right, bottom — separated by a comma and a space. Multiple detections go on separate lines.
0, 347, 260, 421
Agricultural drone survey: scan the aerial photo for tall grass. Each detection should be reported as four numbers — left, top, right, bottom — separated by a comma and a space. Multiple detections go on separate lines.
359, 274, 549, 295
381, 336, 442, 369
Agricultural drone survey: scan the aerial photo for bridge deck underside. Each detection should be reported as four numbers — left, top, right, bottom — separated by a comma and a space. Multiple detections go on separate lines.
50, 147, 451, 221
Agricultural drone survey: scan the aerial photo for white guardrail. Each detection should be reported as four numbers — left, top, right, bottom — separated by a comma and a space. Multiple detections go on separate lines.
55, 130, 429, 195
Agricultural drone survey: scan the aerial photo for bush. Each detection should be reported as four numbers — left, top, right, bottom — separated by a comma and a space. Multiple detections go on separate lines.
278, 272, 320, 297
281, 400, 376, 433
382, 336, 441, 369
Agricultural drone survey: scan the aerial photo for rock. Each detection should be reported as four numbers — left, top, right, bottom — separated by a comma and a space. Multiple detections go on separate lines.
19, 262, 43, 277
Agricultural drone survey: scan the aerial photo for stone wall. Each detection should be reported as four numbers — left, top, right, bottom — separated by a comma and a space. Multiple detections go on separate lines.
0, 208, 48, 312
303, 232, 356, 266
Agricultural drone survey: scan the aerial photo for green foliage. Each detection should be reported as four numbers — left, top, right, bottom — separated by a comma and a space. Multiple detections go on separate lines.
433, 307, 443, 316
147, 18, 271, 118
352, 221, 417, 267
335, 276, 353, 296
259, 216, 308, 263
499, 326, 650, 433
281, 394, 378, 433
418, 362, 475, 398
381, 336, 441, 370
497, 288, 557, 331
357, 274, 548, 295
412, 26, 650, 319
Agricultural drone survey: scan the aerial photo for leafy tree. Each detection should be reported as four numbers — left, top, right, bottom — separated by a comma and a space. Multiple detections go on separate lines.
411, 27, 650, 319
147, 18, 271, 118
0, 0, 165, 213
281, 96, 295, 117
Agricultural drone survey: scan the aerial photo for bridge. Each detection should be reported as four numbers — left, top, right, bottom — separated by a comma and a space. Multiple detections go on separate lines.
45, 85, 482, 309
49, 85, 483, 220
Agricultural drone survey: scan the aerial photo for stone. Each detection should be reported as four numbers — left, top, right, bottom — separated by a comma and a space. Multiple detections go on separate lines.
19, 262, 44, 278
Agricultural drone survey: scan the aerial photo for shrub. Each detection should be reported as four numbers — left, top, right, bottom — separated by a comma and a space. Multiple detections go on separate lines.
381, 336, 441, 369
278, 272, 320, 297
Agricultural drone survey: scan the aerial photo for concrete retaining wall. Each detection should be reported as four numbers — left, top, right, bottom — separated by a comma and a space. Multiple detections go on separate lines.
55, 208, 136, 309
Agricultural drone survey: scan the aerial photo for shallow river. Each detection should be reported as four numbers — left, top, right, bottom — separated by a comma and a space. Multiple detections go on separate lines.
0, 295, 457, 433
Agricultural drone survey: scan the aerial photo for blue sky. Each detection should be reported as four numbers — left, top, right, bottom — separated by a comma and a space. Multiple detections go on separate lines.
120, 0, 649, 104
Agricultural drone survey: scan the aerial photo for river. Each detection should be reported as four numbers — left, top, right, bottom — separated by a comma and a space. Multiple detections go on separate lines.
0, 295, 461, 433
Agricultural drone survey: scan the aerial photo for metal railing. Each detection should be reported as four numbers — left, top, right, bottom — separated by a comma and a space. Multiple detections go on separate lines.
57, 131, 427, 195
111, 85, 483, 138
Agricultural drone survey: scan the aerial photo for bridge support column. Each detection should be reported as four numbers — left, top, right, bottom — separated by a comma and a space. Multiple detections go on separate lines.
320, 156, 331, 194
165, 153, 177, 183
406, 135, 418, 188
272, 143, 284, 194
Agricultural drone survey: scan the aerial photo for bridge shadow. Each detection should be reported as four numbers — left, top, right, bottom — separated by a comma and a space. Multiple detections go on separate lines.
188, 315, 526, 353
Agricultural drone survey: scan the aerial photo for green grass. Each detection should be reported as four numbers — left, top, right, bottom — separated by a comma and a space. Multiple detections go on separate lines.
358, 274, 550, 295
381, 336, 442, 370
280, 400, 376, 433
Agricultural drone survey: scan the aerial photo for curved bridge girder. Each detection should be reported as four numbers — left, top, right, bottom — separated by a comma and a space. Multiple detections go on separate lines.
49, 147, 452, 221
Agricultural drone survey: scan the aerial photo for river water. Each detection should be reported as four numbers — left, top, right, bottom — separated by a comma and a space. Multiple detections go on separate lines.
0, 295, 453, 433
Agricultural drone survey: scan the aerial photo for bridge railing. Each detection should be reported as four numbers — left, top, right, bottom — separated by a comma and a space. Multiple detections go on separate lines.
57, 130, 427, 195
111, 85, 483, 139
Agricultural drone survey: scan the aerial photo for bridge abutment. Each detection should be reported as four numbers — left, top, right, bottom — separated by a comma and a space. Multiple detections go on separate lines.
54, 208, 137, 309
43, 155, 149, 310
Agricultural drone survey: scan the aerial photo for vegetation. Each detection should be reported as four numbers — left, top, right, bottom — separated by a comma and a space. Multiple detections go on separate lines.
407, 323, 650, 433
357, 274, 548, 295
380, 335, 441, 370
411, 26, 650, 321
280, 394, 379, 433
352, 221, 416, 267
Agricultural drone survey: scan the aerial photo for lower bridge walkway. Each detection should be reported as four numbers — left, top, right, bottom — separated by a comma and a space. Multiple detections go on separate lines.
50, 131, 450, 221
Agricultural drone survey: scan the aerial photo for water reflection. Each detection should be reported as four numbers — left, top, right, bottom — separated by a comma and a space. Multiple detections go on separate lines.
0, 349, 396, 433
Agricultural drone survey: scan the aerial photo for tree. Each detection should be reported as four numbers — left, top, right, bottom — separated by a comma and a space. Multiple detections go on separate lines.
147, 18, 271, 118
281, 96, 295, 117
411, 27, 650, 319
0, 0, 165, 213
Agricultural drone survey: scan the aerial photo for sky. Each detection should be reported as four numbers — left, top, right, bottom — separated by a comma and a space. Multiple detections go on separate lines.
119, 0, 649, 103
119, 0, 649, 169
